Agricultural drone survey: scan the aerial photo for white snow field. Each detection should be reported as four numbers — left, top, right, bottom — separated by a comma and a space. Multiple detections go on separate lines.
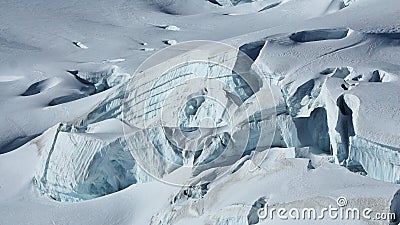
0, 0, 400, 224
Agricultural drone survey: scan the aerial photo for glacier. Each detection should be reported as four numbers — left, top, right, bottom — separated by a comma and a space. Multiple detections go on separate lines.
31, 31, 400, 202
251, 28, 400, 183
32, 41, 282, 201
33, 121, 153, 202
0, 0, 399, 224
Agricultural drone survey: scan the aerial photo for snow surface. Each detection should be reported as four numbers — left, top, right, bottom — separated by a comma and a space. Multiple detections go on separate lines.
0, 0, 400, 224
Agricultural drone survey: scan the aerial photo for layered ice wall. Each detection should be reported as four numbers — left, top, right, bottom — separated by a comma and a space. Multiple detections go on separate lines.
33, 28, 400, 202
34, 122, 154, 202
343, 83, 400, 182
122, 41, 284, 177
252, 28, 400, 182
349, 136, 400, 182
33, 41, 286, 201
34, 120, 189, 202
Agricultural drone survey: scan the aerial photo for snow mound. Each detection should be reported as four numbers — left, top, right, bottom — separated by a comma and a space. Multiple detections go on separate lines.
21, 77, 62, 96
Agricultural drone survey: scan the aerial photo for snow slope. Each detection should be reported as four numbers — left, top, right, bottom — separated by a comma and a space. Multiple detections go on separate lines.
0, 0, 400, 224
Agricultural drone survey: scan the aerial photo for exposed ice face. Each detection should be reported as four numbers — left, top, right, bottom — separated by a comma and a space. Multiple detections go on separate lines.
349, 136, 400, 183
69, 65, 130, 92
34, 123, 154, 202
293, 107, 331, 153
252, 28, 400, 182
33, 41, 281, 201
31, 25, 400, 205
120, 42, 278, 181
77, 85, 125, 126
1, 0, 400, 223
33, 30, 400, 203
34, 120, 189, 202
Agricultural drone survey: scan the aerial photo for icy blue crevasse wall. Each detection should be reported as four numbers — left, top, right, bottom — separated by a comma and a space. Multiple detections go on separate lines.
34, 43, 277, 201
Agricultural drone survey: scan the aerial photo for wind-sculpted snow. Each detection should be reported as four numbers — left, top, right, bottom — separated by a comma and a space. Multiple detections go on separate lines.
289, 28, 349, 43
77, 85, 126, 126
47, 66, 129, 107
21, 77, 63, 96
0, 0, 400, 223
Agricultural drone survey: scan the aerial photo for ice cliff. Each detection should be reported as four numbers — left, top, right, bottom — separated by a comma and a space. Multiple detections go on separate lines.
253, 28, 400, 183
33, 29, 400, 202
34, 42, 288, 201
